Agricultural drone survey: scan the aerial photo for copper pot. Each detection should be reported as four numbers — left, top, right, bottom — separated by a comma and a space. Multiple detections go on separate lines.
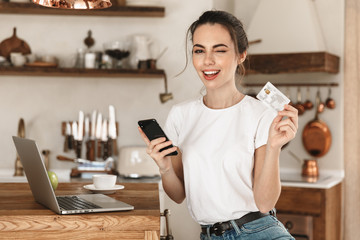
325, 87, 336, 109
302, 159, 319, 178
302, 90, 332, 157
288, 151, 319, 179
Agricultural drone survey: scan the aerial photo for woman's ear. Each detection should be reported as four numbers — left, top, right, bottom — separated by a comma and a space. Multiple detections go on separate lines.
238, 51, 247, 64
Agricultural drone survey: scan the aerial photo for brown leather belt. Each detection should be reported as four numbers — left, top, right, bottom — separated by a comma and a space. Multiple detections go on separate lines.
201, 211, 270, 236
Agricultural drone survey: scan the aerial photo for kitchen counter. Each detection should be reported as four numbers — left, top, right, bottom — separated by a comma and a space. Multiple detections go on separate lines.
0, 169, 161, 183
0, 182, 160, 240
280, 169, 344, 189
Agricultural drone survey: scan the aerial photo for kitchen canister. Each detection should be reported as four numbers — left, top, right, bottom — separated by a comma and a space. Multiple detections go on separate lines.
85, 52, 96, 69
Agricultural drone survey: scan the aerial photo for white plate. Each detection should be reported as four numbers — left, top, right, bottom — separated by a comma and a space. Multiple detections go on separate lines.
83, 184, 124, 194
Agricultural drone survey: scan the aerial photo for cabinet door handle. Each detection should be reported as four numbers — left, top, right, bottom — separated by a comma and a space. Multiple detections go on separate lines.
285, 221, 294, 230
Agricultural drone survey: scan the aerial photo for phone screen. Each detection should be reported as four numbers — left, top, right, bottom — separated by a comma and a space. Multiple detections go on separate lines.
138, 119, 178, 156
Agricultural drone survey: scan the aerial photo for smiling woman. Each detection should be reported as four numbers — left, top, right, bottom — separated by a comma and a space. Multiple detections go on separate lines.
138, 10, 298, 240
191, 23, 245, 100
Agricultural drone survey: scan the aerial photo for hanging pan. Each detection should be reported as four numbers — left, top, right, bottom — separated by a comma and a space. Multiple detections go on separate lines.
302, 89, 332, 158
0, 27, 31, 61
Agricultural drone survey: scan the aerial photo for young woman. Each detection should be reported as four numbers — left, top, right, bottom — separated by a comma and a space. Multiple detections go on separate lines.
139, 10, 298, 240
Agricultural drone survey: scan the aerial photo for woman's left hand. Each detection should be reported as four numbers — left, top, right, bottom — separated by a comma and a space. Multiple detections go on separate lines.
268, 104, 298, 149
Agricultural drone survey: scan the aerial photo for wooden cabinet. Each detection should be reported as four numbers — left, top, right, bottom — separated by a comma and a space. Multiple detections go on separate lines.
275, 182, 342, 240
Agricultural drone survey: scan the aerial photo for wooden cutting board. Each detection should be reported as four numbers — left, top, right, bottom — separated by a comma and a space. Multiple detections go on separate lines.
0, 27, 31, 61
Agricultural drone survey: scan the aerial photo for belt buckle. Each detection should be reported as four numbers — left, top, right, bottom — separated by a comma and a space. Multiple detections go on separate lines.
213, 222, 225, 236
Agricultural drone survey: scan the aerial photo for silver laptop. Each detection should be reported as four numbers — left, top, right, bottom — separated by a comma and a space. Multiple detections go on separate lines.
12, 136, 134, 215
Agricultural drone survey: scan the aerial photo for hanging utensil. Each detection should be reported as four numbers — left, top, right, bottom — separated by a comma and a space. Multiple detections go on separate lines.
159, 73, 173, 103
14, 118, 25, 176
303, 87, 314, 110
0, 27, 31, 61
293, 87, 305, 115
84, 30, 95, 49
285, 87, 293, 106
317, 88, 325, 113
325, 87, 336, 109
302, 89, 332, 157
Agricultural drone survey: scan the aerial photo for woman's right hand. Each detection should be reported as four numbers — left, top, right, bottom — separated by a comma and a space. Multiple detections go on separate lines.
138, 126, 177, 174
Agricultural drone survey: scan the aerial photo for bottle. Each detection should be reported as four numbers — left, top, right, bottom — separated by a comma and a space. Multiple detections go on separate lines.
75, 48, 85, 68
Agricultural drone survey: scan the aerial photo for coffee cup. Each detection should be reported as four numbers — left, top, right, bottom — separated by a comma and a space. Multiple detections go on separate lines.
92, 174, 117, 189
10, 53, 26, 67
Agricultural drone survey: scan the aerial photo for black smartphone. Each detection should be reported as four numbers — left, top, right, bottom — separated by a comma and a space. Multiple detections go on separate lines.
138, 119, 178, 156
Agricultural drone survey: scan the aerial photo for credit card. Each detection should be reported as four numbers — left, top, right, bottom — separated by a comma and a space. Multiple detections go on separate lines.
256, 82, 290, 111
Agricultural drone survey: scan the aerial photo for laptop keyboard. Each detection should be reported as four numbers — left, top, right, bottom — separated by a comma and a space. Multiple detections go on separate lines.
57, 196, 102, 210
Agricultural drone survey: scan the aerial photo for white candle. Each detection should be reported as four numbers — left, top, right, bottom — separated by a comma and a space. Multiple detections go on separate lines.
101, 119, 108, 142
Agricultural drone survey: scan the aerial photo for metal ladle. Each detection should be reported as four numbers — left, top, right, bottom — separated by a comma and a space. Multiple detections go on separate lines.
317, 88, 325, 113
285, 87, 293, 106
159, 73, 173, 103
303, 87, 314, 110
293, 87, 305, 115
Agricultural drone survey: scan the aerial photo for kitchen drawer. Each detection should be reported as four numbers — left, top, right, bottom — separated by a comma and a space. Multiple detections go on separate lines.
276, 187, 322, 215
277, 213, 313, 240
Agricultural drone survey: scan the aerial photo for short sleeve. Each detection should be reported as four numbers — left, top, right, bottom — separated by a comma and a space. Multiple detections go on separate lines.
254, 108, 277, 149
164, 106, 181, 146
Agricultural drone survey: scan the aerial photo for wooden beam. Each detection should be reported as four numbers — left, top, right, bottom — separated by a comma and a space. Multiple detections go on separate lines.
244, 52, 340, 74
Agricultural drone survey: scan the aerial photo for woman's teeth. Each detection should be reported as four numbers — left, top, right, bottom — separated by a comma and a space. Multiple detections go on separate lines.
203, 70, 220, 77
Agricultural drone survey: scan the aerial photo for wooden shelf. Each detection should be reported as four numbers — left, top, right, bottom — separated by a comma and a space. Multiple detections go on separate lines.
0, 2, 165, 17
245, 51, 340, 75
0, 66, 165, 78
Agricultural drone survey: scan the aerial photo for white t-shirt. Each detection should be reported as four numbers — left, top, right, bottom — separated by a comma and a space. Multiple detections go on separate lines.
164, 95, 277, 225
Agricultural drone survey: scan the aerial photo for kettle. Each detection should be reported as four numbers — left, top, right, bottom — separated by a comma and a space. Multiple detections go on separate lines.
288, 151, 319, 178
130, 35, 153, 69
301, 159, 319, 178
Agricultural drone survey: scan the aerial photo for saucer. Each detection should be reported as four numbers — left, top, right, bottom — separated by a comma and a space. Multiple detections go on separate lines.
83, 184, 124, 194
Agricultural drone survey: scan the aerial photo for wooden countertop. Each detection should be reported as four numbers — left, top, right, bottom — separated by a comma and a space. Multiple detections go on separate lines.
0, 182, 160, 240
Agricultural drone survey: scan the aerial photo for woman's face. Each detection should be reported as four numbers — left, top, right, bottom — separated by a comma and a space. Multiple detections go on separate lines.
192, 23, 244, 92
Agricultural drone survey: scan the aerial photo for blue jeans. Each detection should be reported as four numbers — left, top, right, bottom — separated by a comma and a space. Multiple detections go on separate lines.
200, 215, 295, 240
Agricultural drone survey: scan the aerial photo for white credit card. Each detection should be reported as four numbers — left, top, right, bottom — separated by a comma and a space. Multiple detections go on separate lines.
256, 82, 290, 111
